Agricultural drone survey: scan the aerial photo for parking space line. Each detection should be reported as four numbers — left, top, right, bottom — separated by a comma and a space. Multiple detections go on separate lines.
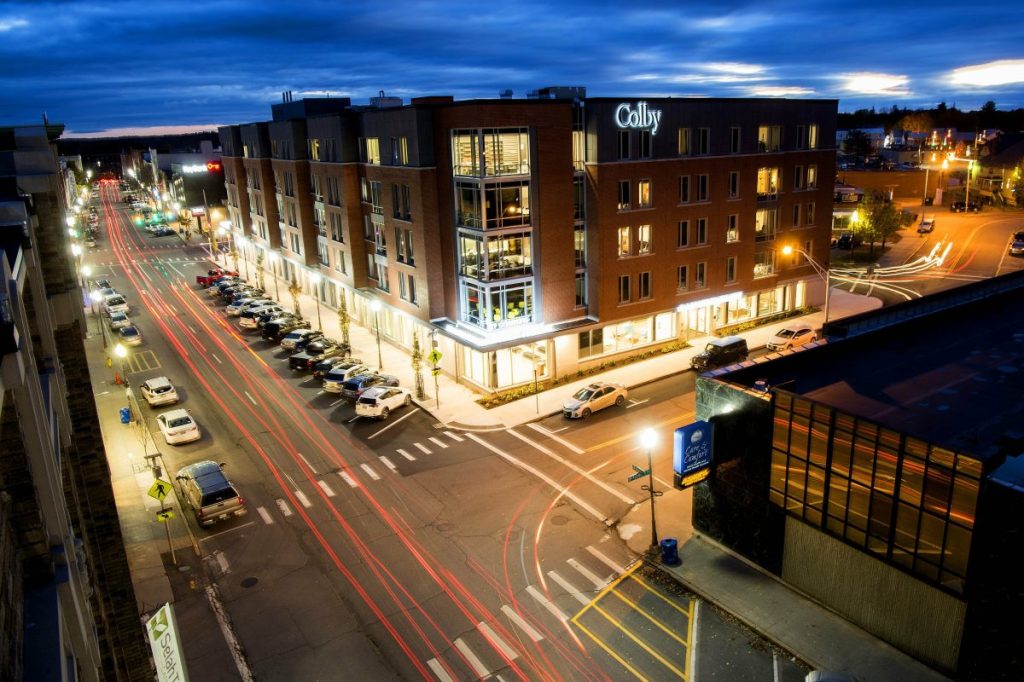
317, 480, 336, 497
360, 463, 381, 480
500, 605, 544, 643
586, 545, 629, 575
366, 407, 419, 439
444, 431, 464, 442
339, 471, 358, 488
396, 448, 416, 461
413, 442, 432, 455
256, 506, 274, 524
527, 422, 584, 454
294, 490, 312, 508
548, 570, 590, 605
275, 499, 293, 517
477, 621, 519, 661
626, 398, 650, 409
379, 456, 397, 473
454, 638, 491, 678
526, 585, 569, 623
330, 398, 345, 406
426, 658, 455, 682
567, 558, 609, 590
428, 436, 448, 449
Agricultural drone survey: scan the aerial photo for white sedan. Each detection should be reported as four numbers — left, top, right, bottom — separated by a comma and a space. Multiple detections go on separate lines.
140, 376, 179, 406
156, 409, 201, 444
766, 324, 818, 351
355, 387, 412, 420
562, 382, 628, 419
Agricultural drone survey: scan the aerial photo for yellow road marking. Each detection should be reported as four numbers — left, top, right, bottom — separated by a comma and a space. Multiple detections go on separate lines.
584, 412, 695, 453
623, 572, 693, 617
572, 559, 642, 621
572, 618, 647, 681
591, 602, 687, 679
609, 589, 689, 645
686, 600, 696, 678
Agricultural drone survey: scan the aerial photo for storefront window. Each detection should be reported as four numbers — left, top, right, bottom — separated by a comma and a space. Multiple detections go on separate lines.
579, 315, 666, 360
655, 312, 674, 341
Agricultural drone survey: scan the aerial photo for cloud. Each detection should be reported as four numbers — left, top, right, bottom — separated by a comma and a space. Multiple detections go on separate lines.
839, 72, 910, 96
748, 86, 815, 97
950, 59, 1024, 87
703, 62, 766, 76
0, 17, 28, 31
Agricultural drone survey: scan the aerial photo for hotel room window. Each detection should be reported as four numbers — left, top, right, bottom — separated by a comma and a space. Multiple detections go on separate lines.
637, 179, 652, 208
618, 130, 631, 160
698, 127, 710, 155
618, 180, 631, 210
679, 175, 690, 203
697, 174, 708, 201
678, 128, 691, 156
617, 226, 631, 257
677, 220, 689, 248
639, 130, 652, 158
726, 257, 736, 283
729, 171, 740, 198
727, 214, 739, 242
637, 224, 652, 254
677, 265, 688, 291
730, 127, 741, 153
695, 262, 706, 288
618, 275, 631, 303
638, 271, 651, 299
696, 218, 708, 245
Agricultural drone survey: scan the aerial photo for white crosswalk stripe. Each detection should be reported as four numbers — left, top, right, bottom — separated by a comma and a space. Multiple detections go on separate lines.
294, 490, 312, 508
428, 436, 448, 449
547, 570, 590, 605
586, 545, 628, 575
444, 431, 464, 442
256, 506, 274, 524
526, 585, 569, 623
568, 557, 608, 589
500, 605, 544, 642
274, 499, 293, 517
413, 442, 432, 455
477, 621, 519, 661
454, 638, 491, 678
426, 658, 455, 682
396, 448, 416, 461
379, 456, 397, 473
339, 471, 358, 488
360, 463, 381, 480
317, 480, 336, 497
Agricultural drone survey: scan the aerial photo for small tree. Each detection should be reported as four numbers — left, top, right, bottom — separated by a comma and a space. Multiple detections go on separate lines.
411, 333, 425, 399
860, 191, 904, 256
841, 129, 872, 161
337, 294, 351, 348
288, 275, 302, 316
255, 250, 266, 291
229, 243, 239, 275
179, 211, 193, 239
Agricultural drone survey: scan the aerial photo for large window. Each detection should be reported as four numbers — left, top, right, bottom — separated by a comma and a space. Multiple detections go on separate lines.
754, 250, 775, 278
618, 180, 631, 210
678, 128, 691, 156
757, 167, 780, 200
483, 128, 530, 176
456, 182, 482, 228
458, 232, 483, 278
486, 232, 532, 279
452, 130, 480, 176
758, 125, 782, 152
365, 137, 381, 165
637, 179, 652, 208
755, 208, 778, 242
484, 182, 530, 228
461, 281, 534, 328
770, 394, 980, 594
578, 315, 668, 360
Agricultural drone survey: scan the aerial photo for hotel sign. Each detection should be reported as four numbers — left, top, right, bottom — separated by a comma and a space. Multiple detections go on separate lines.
146, 602, 189, 682
673, 420, 714, 489
615, 102, 662, 135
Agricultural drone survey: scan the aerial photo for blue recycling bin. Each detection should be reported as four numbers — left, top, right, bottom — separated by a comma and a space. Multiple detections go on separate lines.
119, 407, 131, 424
660, 537, 681, 566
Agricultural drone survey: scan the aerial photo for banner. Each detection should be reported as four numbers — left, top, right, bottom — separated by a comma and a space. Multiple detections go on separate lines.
673, 420, 713, 489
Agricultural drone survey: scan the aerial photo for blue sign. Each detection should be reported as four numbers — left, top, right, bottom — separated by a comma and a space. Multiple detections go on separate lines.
673, 420, 713, 489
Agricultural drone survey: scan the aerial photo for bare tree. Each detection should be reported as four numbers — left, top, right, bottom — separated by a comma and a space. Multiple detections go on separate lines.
288, 275, 302, 316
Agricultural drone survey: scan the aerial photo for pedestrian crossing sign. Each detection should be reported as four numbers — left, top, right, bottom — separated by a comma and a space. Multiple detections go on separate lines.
148, 479, 171, 502
428, 349, 442, 365
156, 510, 175, 523
431, 367, 441, 376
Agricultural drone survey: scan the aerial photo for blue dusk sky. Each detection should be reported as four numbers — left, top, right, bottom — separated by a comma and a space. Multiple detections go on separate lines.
0, 0, 1021, 137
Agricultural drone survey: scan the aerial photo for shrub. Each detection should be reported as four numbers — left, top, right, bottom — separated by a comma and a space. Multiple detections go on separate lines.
714, 307, 814, 337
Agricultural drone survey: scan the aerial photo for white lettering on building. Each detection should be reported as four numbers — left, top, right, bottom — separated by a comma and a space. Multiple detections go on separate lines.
615, 102, 662, 136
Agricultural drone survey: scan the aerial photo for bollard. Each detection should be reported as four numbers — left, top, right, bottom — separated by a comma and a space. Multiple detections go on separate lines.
660, 537, 681, 566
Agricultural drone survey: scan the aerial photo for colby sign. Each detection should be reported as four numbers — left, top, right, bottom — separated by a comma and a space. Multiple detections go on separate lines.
615, 102, 662, 135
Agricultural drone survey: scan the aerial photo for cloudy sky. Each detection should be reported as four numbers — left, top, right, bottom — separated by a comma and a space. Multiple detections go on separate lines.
1, 0, 1021, 136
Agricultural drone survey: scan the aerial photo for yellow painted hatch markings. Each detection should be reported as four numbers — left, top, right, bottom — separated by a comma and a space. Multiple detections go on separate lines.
589, 602, 687, 679
608, 588, 689, 646
622, 572, 694, 618
573, 560, 643, 621
572, 618, 648, 681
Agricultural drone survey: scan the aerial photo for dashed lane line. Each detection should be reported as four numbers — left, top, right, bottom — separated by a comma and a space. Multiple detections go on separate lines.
294, 490, 312, 508
317, 480, 336, 497
339, 471, 358, 488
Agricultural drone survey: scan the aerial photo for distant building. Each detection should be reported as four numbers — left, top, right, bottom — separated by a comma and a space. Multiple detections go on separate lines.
691, 269, 1024, 680
0, 124, 151, 680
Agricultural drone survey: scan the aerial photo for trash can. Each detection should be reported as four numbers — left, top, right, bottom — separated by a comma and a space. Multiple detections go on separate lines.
660, 537, 681, 566
924, 196, 933, 206
119, 407, 131, 424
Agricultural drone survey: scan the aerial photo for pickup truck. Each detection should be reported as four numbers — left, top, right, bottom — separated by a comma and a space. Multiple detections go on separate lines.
195, 269, 238, 287
175, 461, 246, 527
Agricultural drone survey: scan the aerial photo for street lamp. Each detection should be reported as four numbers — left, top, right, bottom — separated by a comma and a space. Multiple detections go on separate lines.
371, 299, 383, 369
268, 252, 281, 301
639, 428, 660, 553
236, 236, 250, 280
964, 159, 974, 207
89, 289, 104, 336
309, 272, 322, 330
781, 244, 832, 324
114, 343, 127, 384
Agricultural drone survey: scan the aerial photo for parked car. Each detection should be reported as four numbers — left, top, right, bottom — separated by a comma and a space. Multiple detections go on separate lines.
156, 409, 201, 444
322, 363, 372, 392
340, 373, 399, 401
151, 225, 174, 237
262, 317, 306, 342
175, 461, 246, 527
917, 216, 936, 233
835, 233, 862, 250
196, 269, 238, 287
766, 325, 818, 351
139, 376, 179, 406
313, 356, 363, 380
289, 339, 345, 371
280, 328, 324, 351
950, 201, 980, 213
99, 287, 119, 300
91, 278, 111, 290
108, 311, 131, 329
117, 325, 143, 346
1010, 231, 1024, 257
240, 305, 283, 329
227, 297, 272, 317
257, 310, 299, 330
355, 387, 413, 420
690, 336, 749, 371
103, 295, 129, 315
562, 382, 628, 419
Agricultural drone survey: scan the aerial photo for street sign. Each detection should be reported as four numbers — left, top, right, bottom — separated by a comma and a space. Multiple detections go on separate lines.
628, 464, 650, 482
431, 367, 441, 376
156, 510, 175, 522
146, 602, 189, 682
148, 479, 172, 502
427, 349, 442, 365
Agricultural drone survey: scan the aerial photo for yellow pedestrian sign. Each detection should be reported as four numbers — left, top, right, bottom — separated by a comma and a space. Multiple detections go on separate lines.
148, 479, 172, 502
156, 510, 175, 523
427, 349, 442, 365
432, 367, 441, 376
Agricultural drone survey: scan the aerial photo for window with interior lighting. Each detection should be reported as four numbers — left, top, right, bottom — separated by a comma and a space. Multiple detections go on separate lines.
678, 128, 691, 156
637, 179, 652, 208
483, 128, 530, 176
757, 167, 780, 200
758, 125, 782, 152
364, 137, 381, 165
754, 250, 775, 278
575, 273, 587, 307
808, 124, 819, 149
617, 227, 630, 257
807, 165, 818, 189
637, 225, 651, 254
727, 214, 739, 242
483, 181, 530, 228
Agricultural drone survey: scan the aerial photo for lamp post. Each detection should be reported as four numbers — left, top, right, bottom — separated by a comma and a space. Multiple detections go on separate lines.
236, 235, 250, 281
964, 159, 974, 207
371, 299, 383, 369
309, 272, 323, 330
782, 244, 832, 325
268, 252, 281, 301
89, 289, 104, 336
640, 428, 660, 553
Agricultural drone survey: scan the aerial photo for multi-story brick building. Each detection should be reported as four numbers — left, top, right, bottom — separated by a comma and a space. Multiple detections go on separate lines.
220, 89, 836, 392
1, 124, 150, 680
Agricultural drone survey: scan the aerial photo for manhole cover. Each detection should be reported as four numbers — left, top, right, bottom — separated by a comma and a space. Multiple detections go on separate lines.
550, 515, 570, 526
240, 577, 258, 588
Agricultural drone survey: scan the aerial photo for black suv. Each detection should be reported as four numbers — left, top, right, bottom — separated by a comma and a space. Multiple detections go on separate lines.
262, 317, 306, 342
690, 336, 749, 371
950, 201, 980, 213
312, 356, 362, 379
289, 339, 347, 371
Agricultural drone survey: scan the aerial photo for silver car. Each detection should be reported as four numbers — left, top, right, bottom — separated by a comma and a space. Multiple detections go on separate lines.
563, 382, 628, 419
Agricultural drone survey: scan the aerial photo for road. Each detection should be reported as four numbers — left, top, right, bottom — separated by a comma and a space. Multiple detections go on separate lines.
830, 207, 1024, 307
90, 185, 807, 680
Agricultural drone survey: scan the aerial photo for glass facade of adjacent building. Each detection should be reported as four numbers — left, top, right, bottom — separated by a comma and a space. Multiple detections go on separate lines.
770, 391, 981, 595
